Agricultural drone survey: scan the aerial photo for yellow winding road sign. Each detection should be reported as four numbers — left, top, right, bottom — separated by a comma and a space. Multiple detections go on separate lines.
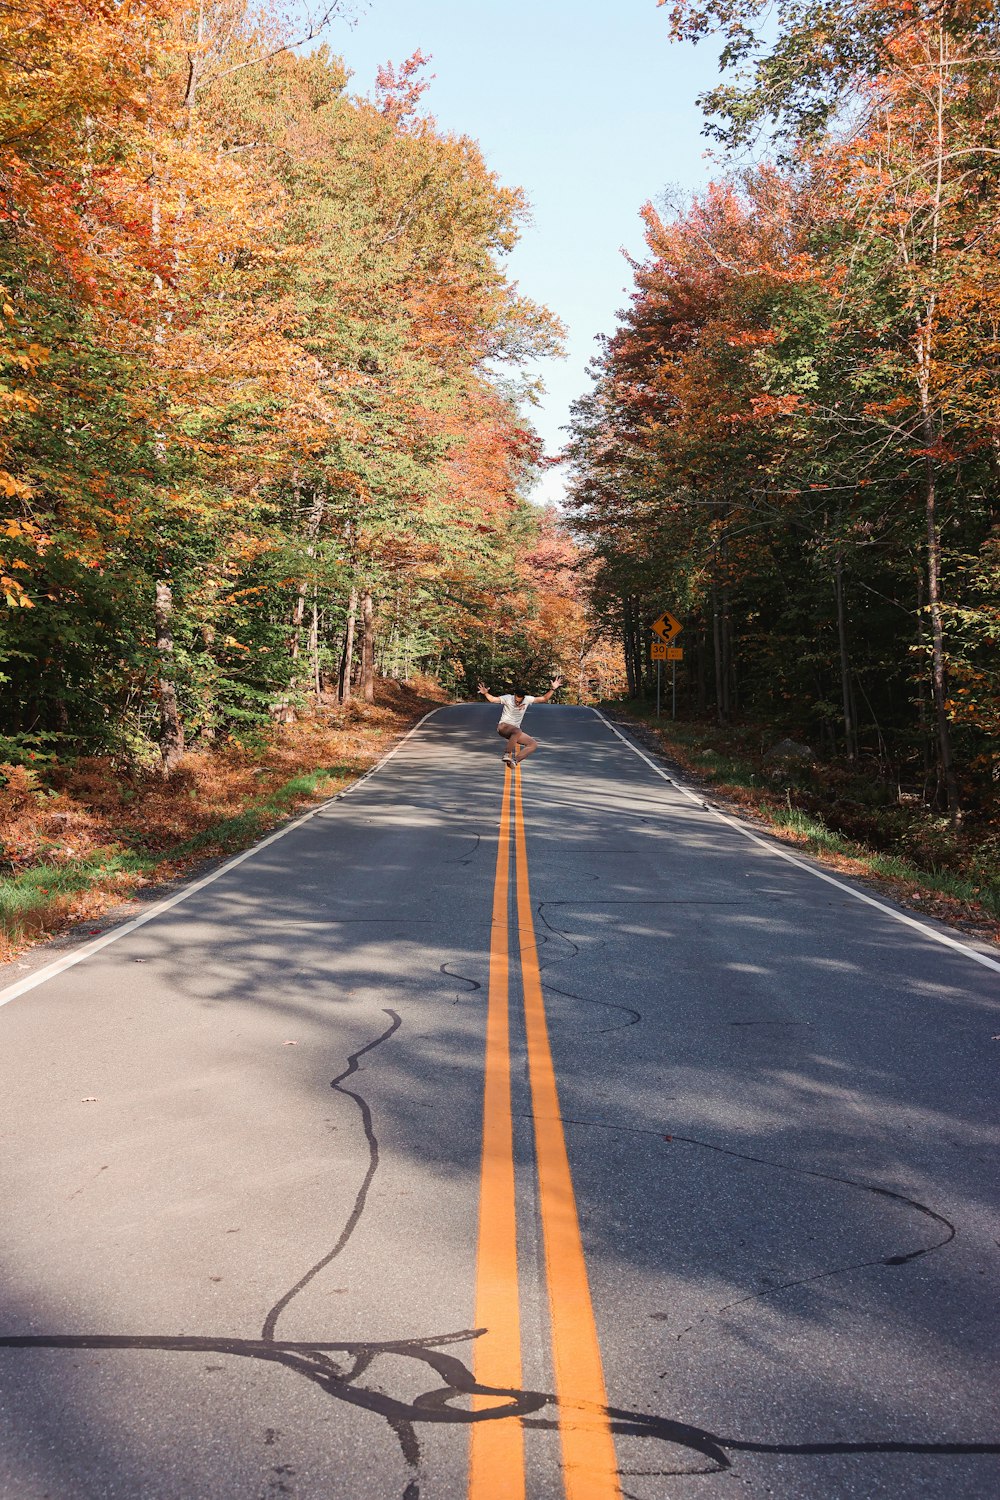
652, 611, 682, 643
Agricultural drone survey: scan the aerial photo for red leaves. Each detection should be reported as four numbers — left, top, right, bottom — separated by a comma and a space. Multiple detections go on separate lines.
375, 50, 435, 127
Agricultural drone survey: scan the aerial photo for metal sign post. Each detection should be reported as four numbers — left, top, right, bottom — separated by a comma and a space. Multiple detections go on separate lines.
666, 644, 683, 720
651, 620, 680, 721
651, 639, 667, 717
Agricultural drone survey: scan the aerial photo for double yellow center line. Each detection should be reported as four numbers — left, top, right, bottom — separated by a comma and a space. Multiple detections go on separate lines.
469, 765, 621, 1500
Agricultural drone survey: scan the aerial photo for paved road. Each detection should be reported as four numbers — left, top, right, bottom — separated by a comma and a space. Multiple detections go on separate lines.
0, 704, 997, 1500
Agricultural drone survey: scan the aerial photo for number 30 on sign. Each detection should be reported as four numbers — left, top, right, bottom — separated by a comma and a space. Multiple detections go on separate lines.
650, 642, 668, 660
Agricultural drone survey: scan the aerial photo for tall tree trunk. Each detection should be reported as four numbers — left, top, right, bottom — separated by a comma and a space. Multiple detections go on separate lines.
722, 587, 733, 717
711, 582, 726, 724
289, 488, 324, 661
309, 591, 321, 700
913, 21, 959, 821
922, 442, 960, 820
277, 490, 324, 722
915, 571, 933, 798
199, 620, 217, 742
339, 586, 358, 703
183, 0, 204, 113
289, 586, 307, 662
631, 597, 644, 698
622, 599, 636, 698
360, 590, 375, 704
834, 555, 856, 760
155, 580, 185, 775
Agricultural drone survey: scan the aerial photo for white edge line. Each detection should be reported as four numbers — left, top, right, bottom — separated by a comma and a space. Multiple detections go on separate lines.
590, 707, 1000, 978
0, 706, 446, 1011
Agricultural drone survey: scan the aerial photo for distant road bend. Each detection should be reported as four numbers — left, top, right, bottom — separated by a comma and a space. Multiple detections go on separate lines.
0, 704, 997, 1500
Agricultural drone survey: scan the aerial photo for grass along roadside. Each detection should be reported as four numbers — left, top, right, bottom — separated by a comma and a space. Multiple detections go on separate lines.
0, 681, 443, 962
609, 703, 1000, 943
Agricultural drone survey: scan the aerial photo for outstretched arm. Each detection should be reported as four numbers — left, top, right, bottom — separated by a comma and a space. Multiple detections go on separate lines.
535, 675, 564, 703
477, 681, 502, 704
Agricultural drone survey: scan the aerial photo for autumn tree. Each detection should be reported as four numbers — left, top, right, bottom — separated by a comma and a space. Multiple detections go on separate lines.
663, 0, 1000, 814
1, 7, 567, 765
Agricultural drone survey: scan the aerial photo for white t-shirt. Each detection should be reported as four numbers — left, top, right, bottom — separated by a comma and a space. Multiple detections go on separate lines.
498, 694, 536, 728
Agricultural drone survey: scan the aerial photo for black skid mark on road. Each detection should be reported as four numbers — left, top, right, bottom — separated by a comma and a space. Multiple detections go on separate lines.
534, 904, 638, 1033
0, 1329, 543, 1418
661, 1133, 955, 1340
536, 902, 582, 962
549, 1111, 956, 1345
261, 1008, 402, 1344
257, 1013, 429, 1500
439, 962, 481, 996
522, 1399, 998, 1478
1, 1329, 996, 1481
665, 1128, 955, 1269
2, 1040, 990, 1487
542, 979, 641, 1035
444, 832, 482, 866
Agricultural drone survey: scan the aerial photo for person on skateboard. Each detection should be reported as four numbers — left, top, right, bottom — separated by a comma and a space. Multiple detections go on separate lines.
477, 676, 563, 767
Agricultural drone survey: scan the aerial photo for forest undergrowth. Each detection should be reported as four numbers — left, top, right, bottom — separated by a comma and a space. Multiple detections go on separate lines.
0, 679, 444, 964
614, 703, 1000, 945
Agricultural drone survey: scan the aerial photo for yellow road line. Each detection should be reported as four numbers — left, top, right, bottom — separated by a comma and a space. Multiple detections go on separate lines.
469, 765, 525, 1500
513, 767, 622, 1500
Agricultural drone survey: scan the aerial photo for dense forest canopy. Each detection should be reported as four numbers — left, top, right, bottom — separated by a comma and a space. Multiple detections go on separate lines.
4, 0, 996, 830
1, 0, 611, 771
568, 0, 999, 822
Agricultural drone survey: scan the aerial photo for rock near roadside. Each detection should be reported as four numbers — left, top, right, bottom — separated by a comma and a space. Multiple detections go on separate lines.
765, 738, 814, 764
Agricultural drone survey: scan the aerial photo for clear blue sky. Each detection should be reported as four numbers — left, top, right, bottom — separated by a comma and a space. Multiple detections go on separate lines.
321, 0, 724, 503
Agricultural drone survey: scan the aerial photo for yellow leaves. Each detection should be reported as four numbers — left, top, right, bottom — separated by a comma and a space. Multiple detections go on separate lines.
0, 474, 36, 500
1, 523, 47, 607
0, 388, 41, 412
1, 575, 33, 608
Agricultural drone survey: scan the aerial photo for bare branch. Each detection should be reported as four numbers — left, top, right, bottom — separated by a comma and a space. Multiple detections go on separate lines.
200, 2, 344, 91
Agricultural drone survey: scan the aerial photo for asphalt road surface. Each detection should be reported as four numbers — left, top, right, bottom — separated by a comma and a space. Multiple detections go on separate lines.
0, 704, 998, 1500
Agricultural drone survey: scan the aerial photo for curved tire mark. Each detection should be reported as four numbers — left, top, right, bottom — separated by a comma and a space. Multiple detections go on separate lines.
547, 1112, 955, 1351
536, 904, 640, 1032
0, 1330, 994, 1477
542, 979, 641, 1034
261, 1008, 402, 1343
439, 963, 481, 994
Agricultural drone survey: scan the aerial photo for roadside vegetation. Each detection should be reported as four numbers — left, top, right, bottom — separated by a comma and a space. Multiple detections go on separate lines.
568, 0, 1000, 832
0, 680, 443, 962
0, 2, 628, 960
2, 0, 624, 775
614, 702, 1000, 941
